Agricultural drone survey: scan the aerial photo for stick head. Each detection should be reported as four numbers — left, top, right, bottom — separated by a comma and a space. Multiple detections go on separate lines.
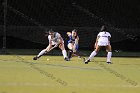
82, 57, 86, 62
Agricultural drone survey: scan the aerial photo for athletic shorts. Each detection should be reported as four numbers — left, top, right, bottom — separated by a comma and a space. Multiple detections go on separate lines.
97, 41, 109, 46
51, 40, 64, 45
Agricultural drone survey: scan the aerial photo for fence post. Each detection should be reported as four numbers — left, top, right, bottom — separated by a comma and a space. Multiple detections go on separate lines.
2, 0, 7, 53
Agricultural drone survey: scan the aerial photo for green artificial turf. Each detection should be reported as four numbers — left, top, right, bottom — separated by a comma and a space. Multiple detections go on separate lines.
0, 55, 140, 93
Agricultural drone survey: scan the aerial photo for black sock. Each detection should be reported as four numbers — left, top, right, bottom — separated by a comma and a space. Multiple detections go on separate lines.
68, 50, 73, 58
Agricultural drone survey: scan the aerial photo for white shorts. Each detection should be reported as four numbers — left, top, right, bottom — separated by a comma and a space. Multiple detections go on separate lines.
51, 41, 58, 45
51, 40, 64, 45
97, 41, 109, 46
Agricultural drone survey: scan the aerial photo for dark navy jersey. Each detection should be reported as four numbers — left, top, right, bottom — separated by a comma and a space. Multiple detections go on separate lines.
68, 35, 78, 44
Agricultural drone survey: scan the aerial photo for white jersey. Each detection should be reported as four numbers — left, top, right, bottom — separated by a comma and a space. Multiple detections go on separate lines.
97, 31, 111, 46
48, 32, 62, 45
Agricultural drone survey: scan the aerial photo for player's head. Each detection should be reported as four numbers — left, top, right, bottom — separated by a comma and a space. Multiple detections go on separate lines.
48, 29, 54, 35
72, 29, 77, 36
101, 25, 107, 32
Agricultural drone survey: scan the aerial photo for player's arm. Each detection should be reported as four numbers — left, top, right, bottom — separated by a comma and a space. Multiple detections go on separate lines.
108, 36, 111, 45
108, 32, 111, 45
73, 36, 79, 51
56, 33, 63, 44
94, 36, 99, 49
75, 36, 79, 45
67, 32, 71, 36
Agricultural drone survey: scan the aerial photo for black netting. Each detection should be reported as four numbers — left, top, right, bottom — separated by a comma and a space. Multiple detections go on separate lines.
0, 0, 140, 50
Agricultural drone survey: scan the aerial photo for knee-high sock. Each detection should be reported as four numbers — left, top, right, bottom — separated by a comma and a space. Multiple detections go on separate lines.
68, 49, 73, 59
88, 51, 97, 60
107, 52, 112, 62
62, 50, 67, 58
37, 49, 46, 57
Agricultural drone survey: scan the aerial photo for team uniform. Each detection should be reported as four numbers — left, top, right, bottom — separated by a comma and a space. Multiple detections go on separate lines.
97, 32, 111, 46
68, 35, 79, 51
67, 30, 79, 61
33, 32, 68, 60
85, 31, 112, 64
48, 32, 63, 45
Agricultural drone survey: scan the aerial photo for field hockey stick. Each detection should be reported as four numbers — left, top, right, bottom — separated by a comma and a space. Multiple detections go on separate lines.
79, 56, 86, 62
77, 51, 88, 62
74, 52, 86, 62
47, 44, 58, 52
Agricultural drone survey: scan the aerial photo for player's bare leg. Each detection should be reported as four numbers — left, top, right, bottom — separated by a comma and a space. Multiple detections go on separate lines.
67, 43, 74, 61
72, 45, 80, 58
33, 45, 52, 60
85, 45, 100, 64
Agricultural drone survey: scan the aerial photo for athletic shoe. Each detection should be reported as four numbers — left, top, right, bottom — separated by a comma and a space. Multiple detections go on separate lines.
85, 59, 90, 64
107, 62, 111, 64
33, 56, 39, 60
67, 58, 70, 61
64, 57, 70, 61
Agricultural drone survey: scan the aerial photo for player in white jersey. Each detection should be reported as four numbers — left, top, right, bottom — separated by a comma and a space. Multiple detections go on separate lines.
33, 29, 68, 61
85, 25, 112, 64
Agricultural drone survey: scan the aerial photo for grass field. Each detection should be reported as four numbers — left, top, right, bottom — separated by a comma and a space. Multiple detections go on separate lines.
0, 55, 140, 93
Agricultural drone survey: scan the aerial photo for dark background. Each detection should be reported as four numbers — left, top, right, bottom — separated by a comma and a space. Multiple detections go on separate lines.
0, 0, 140, 51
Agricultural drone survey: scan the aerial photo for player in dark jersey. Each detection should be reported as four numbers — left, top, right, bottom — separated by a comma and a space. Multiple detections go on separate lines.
67, 29, 79, 61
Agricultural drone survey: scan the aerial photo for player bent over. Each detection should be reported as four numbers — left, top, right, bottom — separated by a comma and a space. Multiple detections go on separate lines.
33, 29, 68, 61
85, 25, 112, 64
67, 29, 79, 61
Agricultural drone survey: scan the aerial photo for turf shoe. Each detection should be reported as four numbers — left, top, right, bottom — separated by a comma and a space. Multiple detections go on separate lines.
85, 59, 90, 64
33, 56, 39, 60
64, 57, 70, 61
107, 62, 111, 64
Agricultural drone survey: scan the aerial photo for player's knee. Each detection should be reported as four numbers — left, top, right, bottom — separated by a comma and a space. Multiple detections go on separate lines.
43, 49, 47, 52
106, 47, 112, 52
60, 47, 65, 51
95, 48, 99, 53
68, 46, 73, 50
108, 50, 112, 52
46, 47, 51, 52
59, 45, 64, 50
95, 50, 99, 53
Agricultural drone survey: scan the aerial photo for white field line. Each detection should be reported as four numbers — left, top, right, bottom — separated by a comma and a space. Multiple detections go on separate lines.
0, 82, 139, 88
